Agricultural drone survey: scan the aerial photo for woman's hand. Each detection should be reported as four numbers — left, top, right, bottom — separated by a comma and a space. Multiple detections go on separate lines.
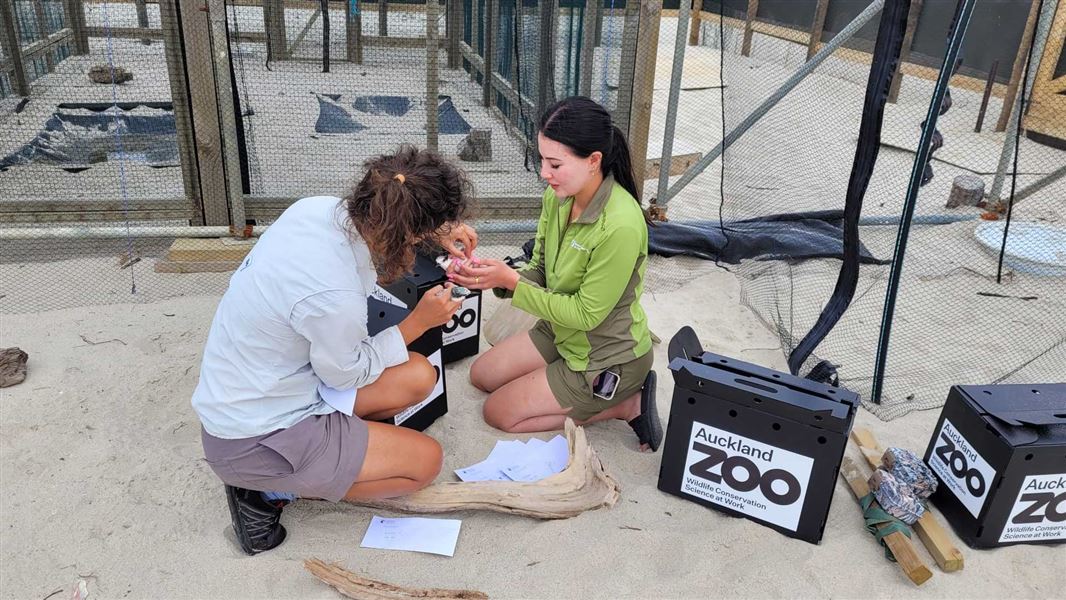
449, 258, 521, 291
439, 222, 478, 260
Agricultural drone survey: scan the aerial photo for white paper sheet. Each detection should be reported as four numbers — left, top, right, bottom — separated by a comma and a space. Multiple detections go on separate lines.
456, 436, 570, 483
317, 383, 356, 416
360, 516, 462, 557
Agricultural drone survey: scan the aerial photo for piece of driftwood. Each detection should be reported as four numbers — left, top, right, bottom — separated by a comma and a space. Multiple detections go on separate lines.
88, 65, 133, 84
840, 456, 933, 586
0, 347, 28, 388
946, 174, 985, 208
305, 559, 488, 600
850, 428, 964, 572
353, 420, 620, 519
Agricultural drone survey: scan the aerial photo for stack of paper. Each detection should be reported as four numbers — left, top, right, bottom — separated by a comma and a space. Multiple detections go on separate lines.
454, 435, 570, 483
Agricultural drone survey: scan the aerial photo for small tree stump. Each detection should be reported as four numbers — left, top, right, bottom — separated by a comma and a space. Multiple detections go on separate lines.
88, 65, 134, 85
457, 128, 492, 162
0, 347, 28, 388
946, 174, 985, 208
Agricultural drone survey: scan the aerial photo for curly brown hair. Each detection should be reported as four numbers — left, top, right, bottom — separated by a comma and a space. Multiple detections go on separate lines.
344, 145, 473, 283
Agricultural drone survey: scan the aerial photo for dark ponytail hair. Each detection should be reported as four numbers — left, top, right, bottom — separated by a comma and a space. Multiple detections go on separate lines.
344, 145, 472, 283
538, 96, 641, 208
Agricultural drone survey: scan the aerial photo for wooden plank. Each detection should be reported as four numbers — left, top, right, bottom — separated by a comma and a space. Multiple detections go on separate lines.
806, 0, 828, 61
346, 0, 362, 63
287, 6, 321, 56
165, 237, 256, 262
741, 0, 758, 56
578, 0, 596, 97
426, 0, 440, 150
179, 0, 229, 226
888, 0, 922, 103
850, 428, 965, 573
13, 27, 72, 65
0, 0, 29, 95
482, 0, 496, 106
154, 259, 246, 273
645, 152, 700, 180
687, 0, 702, 45
159, 0, 204, 225
996, 0, 1041, 131
626, 0, 660, 199
840, 457, 934, 586
84, 25, 164, 39
460, 41, 535, 114
0, 209, 198, 224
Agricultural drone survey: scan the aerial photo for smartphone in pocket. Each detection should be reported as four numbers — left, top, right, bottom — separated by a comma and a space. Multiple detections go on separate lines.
592, 370, 620, 401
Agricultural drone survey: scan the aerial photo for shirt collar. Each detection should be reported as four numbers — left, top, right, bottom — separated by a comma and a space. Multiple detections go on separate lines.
569, 175, 616, 225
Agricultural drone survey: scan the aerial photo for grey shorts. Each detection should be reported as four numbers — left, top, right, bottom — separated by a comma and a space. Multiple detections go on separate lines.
529, 320, 654, 421
201, 411, 369, 503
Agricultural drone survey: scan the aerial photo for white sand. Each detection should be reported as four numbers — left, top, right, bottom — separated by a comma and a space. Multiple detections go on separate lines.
2, 269, 1063, 600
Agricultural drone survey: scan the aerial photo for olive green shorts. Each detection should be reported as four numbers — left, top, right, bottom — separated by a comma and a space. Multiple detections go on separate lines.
529, 320, 654, 421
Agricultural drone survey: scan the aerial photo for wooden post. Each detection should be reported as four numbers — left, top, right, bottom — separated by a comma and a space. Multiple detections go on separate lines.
806, 0, 828, 61
625, 0, 661, 200
378, 0, 387, 37
996, 0, 1041, 132
687, 0, 701, 45
427, 0, 440, 150
447, 0, 461, 69
741, 0, 758, 57
321, 0, 330, 72
65, 0, 88, 55
346, 0, 363, 63
482, 0, 496, 107
975, 60, 998, 133
179, 0, 229, 226
0, 0, 28, 96
206, 0, 246, 230
134, 0, 151, 44
887, 0, 922, 103
534, 0, 552, 162
578, 0, 596, 96
159, 0, 203, 224
263, 0, 288, 61
469, 0, 479, 82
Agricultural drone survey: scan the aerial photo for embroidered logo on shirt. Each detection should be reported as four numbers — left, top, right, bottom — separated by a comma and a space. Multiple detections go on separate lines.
569, 240, 590, 253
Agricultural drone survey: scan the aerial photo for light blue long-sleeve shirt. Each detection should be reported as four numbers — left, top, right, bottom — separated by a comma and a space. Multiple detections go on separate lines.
191, 196, 409, 439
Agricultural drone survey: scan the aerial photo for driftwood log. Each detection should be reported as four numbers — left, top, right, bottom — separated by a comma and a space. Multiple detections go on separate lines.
352, 419, 620, 519
305, 559, 488, 600
0, 347, 28, 388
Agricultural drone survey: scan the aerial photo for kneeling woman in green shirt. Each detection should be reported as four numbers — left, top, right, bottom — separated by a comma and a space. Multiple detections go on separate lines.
451, 96, 662, 452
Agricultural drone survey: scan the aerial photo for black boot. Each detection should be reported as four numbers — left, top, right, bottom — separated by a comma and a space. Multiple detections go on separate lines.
225, 485, 288, 555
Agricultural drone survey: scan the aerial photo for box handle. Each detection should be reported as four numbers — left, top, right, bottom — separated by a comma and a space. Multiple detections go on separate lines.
734, 378, 778, 394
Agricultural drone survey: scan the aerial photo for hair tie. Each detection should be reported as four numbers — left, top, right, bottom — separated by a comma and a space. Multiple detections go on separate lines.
394, 173, 406, 184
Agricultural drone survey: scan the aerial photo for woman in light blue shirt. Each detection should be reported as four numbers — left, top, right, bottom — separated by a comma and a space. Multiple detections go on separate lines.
192, 146, 476, 555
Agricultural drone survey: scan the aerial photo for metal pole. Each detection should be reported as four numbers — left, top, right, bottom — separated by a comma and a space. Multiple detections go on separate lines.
661, 0, 886, 206
988, 0, 1056, 204
654, 0, 689, 202
871, 0, 978, 405
207, 0, 247, 231
427, 0, 440, 151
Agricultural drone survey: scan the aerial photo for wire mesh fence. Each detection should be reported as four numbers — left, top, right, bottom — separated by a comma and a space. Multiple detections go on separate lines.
2, 0, 1063, 420
649, 0, 1065, 419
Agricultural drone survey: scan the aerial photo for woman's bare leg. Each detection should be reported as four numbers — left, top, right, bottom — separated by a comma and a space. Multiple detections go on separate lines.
342, 422, 443, 500
469, 331, 546, 393
354, 352, 438, 421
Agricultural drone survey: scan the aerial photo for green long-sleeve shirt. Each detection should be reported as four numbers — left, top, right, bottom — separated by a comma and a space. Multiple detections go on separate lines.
499, 175, 652, 372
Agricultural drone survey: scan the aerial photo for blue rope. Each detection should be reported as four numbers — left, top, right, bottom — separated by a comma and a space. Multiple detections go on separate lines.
101, 0, 137, 295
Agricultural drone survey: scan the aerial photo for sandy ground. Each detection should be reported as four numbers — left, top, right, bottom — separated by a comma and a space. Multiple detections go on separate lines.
2, 268, 1064, 600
